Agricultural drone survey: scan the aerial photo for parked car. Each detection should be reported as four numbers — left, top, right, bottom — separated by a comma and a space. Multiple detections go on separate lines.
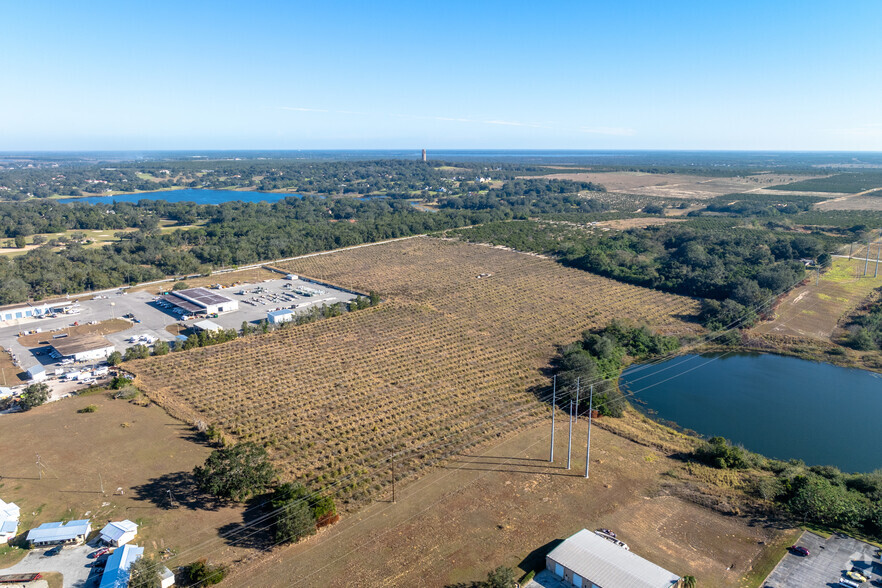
90, 547, 110, 559
846, 570, 869, 583
788, 545, 810, 556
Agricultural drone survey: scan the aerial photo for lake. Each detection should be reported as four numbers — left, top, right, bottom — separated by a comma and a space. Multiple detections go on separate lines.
619, 353, 882, 472
57, 189, 300, 205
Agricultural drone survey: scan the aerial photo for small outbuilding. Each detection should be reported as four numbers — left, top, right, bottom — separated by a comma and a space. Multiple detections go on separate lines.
99, 520, 138, 547
267, 309, 295, 324
0, 499, 20, 544
545, 529, 680, 588
26, 365, 46, 383
99, 543, 144, 588
159, 566, 176, 588
26, 519, 91, 547
192, 320, 223, 333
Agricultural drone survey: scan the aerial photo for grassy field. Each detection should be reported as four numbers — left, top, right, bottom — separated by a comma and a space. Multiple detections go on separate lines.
753, 257, 882, 341
228, 411, 795, 588
0, 393, 254, 571
0, 347, 24, 386
125, 265, 279, 295
127, 238, 700, 508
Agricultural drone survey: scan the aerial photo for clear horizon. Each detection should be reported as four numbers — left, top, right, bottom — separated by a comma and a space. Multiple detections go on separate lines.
3, 1, 881, 151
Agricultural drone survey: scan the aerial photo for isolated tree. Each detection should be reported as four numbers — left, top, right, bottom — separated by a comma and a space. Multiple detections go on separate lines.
485, 566, 516, 588
107, 350, 123, 366
182, 559, 225, 587
124, 344, 150, 361
128, 554, 162, 588
680, 576, 697, 588
172, 281, 189, 290
817, 252, 832, 268
152, 340, 169, 356
19, 383, 50, 411
14, 235, 26, 248
273, 496, 316, 544
193, 442, 276, 501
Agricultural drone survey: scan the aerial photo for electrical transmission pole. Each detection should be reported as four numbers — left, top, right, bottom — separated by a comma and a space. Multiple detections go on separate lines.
391, 453, 396, 503
549, 375, 556, 463
574, 378, 580, 424
567, 400, 573, 470
865, 240, 871, 276
585, 385, 594, 479
875, 247, 880, 279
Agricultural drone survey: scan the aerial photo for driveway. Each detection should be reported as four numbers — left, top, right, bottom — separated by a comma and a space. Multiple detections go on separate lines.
1, 543, 103, 588
764, 531, 881, 587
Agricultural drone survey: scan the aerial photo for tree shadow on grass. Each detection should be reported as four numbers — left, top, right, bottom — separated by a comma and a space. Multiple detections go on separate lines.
215, 493, 275, 550
131, 470, 226, 512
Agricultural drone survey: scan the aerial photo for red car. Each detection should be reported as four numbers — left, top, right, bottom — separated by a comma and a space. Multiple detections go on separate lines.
789, 545, 810, 556
90, 547, 110, 559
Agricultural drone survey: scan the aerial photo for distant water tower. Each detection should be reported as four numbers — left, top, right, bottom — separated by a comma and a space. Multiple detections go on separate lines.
421, 149, 427, 162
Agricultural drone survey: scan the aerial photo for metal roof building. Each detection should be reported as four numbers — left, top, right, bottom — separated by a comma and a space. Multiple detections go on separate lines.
99, 543, 144, 588
545, 529, 680, 588
26, 365, 46, 382
161, 287, 238, 316
26, 519, 92, 546
50, 334, 116, 362
0, 499, 20, 544
267, 309, 296, 324
192, 319, 223, 333
99, 520, 138, 547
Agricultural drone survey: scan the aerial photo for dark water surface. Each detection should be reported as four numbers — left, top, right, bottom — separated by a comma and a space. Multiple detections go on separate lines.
619, 353, 882, 472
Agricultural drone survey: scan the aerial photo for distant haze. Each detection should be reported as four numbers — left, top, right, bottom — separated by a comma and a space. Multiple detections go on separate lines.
2, 1, 881, 151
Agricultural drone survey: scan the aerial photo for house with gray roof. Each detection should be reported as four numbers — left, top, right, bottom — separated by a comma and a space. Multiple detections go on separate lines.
0, 499, 19, 544
542, 529, 680, 588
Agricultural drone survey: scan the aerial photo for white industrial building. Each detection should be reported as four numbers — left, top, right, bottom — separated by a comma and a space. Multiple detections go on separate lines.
192, 319, 223, 333
160, 287, 238, 316
0, 499, 20, 544
26, 365, 46, 382
99, 520, 138, 547
543, 529, 680, 588
26, 519, 91, 547
0, 301, 73, 326
50, 334, 116, 362
267, 309, 295, 324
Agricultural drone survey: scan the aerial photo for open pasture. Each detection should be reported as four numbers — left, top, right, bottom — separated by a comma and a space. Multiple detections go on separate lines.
523, 171, 822, 199
128, 238, 699, 507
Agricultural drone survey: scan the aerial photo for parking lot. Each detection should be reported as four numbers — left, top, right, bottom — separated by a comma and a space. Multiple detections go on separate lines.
1, 542, 101, 587
764, 531, 881, 587
0, 274, 358, 380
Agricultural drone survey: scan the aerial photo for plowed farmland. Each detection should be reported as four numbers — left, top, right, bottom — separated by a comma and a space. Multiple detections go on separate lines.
129, 237, 700, 506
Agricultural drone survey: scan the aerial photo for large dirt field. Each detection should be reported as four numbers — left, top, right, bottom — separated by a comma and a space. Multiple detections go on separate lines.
228, 414, 796, 588
753, 257, 882, 340
0, 393, 253, 571
524, 172, 822, 199
128, 238, 700, 509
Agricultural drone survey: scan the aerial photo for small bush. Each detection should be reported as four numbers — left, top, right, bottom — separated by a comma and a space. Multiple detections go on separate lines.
77, 404, 98, 413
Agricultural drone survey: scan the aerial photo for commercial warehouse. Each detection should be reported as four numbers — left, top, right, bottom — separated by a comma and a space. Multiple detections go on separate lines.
160, 287, 238, 316
50, 333, 116, 362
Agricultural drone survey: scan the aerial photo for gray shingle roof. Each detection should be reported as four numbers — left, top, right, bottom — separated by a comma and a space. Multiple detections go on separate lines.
547, 529, 680, 588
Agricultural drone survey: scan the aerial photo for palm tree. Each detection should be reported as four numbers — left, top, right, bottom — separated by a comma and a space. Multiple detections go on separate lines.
680, 576, 697, 588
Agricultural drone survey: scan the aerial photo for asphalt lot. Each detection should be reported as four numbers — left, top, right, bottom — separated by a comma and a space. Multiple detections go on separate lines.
0, 276, 357, 380
1, 542, 101, 588
764, 531, 881, 587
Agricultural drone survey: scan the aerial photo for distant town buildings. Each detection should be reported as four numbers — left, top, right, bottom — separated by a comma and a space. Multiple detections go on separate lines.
422, 149, 427, 162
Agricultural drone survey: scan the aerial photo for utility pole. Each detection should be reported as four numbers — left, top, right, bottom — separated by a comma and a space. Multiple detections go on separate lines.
876, 247, 880, 279
36, 453, 42, 480
585, 385, 594, 479
567, 400, 573, 470
549, 375, 556, 463
574, 378, 580, 424
99, 473, 104, 495
391, 453, 396, 503
865, 240, 871, 276
849, 242, 853, 259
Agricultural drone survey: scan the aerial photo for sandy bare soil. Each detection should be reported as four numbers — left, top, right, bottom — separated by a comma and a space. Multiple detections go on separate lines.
523, 172, 823, 199
230, 415, 793, 588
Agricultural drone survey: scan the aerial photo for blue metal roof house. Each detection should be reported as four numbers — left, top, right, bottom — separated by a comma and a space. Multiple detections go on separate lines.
26, 519, 91, 546
99, 543, 144, 588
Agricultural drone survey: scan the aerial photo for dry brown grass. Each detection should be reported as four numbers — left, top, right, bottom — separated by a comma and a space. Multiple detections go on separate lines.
17, 318, 132, 348
128, 238, 700, 506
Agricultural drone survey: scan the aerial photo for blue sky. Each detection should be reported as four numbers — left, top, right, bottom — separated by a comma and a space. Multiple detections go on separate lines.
1, 1, 880, 150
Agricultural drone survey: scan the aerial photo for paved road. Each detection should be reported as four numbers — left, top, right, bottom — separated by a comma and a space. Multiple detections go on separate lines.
764, 531, 881, 587
1, 543, 101, 588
